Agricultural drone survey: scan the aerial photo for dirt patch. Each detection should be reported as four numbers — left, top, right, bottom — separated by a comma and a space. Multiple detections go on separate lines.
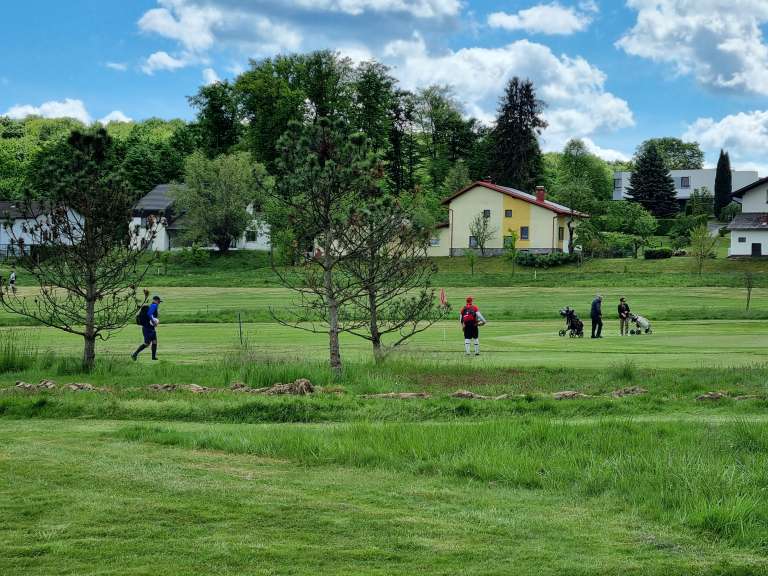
553, 390, 590, 400
612, 386, 648, 398
66, 383, 109, 392
696, 391, 729, 401
451, 390, 509, 400
148, 383, 214, 393
230, 379, 315, 395
15, 379, 56, 391
362, 392, 431, 399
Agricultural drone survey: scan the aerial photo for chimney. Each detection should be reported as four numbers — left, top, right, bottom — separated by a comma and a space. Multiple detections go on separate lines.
535, 186, 546, 203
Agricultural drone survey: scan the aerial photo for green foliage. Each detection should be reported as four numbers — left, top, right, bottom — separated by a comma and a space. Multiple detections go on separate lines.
440, 160, 471, 198
644, 248, 673, 260
179, 244, 211, 266
669, 213, 709, 246
634, 137, 704, 170
687, 186, 714, 217
601, 201, 658, 257
555, 138, 613, 203
714, 150, 732, 219
626, 143, 679, 217
721, 201, 741, 223
689, 225, 719, 276
515, 251, 579, 268
188, 81, 241, 158
489, 77, 546, 191
174, 151, 269, 253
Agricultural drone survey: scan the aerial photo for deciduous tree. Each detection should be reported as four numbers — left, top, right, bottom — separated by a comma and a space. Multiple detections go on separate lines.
468, 211, 497, 256
173, 151, 268, 253
634, 138, 704, 170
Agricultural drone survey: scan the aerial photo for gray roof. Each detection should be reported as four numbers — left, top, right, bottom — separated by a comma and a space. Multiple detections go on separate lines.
727, 213, 768, 230
0, 201, 48, 219
133, 184, 178, 213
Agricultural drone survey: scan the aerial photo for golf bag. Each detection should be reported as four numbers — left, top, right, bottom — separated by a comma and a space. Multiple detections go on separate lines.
629, 313, 652, 335
559, 307, 584, 338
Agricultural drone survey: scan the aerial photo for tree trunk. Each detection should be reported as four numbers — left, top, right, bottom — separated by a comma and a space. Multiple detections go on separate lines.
83, 293, 96, 370
369, 288, 383, 363
216, 237, 231, 254
323, 256, 342, 376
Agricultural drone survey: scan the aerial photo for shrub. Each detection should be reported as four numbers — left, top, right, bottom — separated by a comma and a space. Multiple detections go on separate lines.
720, 201, 742, 222
644, 247, 673, 260
515, 251, 579, 268
179, 244, 210, 266
600, 232, 635, 258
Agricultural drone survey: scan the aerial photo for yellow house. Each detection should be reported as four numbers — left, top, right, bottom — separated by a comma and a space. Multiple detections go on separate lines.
428, 181, 588, 257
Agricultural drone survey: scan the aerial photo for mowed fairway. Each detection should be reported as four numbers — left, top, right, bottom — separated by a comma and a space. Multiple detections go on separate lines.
2, 318, 766, 370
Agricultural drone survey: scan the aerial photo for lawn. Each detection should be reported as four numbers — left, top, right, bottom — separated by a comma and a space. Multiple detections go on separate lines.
2, 419, 768, 575
2, 256, 768, 574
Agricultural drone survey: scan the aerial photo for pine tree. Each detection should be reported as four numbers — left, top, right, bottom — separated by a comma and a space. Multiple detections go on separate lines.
489, 77, 546, 191
625, 143, 678, 217
714, 149, 732, 220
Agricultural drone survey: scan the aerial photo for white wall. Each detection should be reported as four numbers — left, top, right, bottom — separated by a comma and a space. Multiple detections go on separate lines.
1, 211, 80, 249
729, 230, 768, 256
447, 186, 504, 252
131, 217, 170, 251
740, 181, 768, 213
613, 169, 759, 201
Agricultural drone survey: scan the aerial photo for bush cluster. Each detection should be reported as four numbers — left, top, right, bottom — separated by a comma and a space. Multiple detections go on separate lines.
644, 247, 673, 260
515, 251, 580, 268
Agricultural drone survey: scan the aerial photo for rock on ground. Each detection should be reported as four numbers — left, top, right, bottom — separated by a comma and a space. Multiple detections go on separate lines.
362, 392, 431, 399
553, 390, 590, 400
612, 386, 648, 398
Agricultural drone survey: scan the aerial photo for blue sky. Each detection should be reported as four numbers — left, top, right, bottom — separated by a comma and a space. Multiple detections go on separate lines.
3, 1, 768, 173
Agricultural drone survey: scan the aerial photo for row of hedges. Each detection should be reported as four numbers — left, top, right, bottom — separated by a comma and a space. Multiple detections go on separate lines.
643, 248, 673, 260
515, 252, 580, 268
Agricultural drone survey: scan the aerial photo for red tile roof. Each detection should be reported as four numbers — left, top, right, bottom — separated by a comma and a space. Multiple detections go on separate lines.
441, 181, 590, 217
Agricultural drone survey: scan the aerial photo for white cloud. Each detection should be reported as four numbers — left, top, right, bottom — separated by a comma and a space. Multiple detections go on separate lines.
105, 62, 128, 71
141, 51, 189, 74
384, 34, 633, 148
4, 98, 92, 124
288, 0, 461, 17
138, 0, 301, 68
684, 111, 768, 175
618, 0, 768, 95
99, 110, 133, 124
581, 137, 630, 162
488, 3, 592, 35
202, 67, 221, 84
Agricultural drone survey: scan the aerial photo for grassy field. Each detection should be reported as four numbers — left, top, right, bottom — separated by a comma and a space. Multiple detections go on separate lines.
2, 252, 768, 574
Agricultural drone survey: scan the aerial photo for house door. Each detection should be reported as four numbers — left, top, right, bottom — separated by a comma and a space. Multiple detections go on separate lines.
752, 243, 762, 257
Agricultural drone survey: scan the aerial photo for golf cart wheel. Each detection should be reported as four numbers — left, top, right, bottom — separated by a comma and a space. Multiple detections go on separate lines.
559, 330, 566, 337
569, 332, 576, 338
578, 332, 584, 338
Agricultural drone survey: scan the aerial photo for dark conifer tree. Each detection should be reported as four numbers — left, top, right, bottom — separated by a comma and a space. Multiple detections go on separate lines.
489, 77, 546, 191
626, 143, 678, 217
714, 149, 732, 219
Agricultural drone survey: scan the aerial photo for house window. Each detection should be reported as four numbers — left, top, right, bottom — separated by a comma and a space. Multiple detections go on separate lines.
739, 237, 747, 243
483, 209, 491, 219
520, 226, 529, 240
503, 236, 515, 248
680, 176, 690, 188
430, 237, 440, 247
245, 230, 258, 242
505, 209, 513, 218
469, 236, 478, 248
558, 227, 565, 241
613, 178, 622, 190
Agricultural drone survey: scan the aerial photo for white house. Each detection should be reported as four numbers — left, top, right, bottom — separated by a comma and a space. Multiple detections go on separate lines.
0, 201, 80, 257
728, 177, 768, 257
613, 169, 759, 205
131, 184, 270, 252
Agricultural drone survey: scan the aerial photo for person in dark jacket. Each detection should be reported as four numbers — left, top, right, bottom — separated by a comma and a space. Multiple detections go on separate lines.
132, 295, 162, 361
590, 294, 603, 339
618, 297, 631, 336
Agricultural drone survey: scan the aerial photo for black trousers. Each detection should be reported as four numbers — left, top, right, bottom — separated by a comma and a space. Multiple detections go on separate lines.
591, 316, 603, 338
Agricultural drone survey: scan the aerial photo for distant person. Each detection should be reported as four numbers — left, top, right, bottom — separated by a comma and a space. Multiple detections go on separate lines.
590, 294, 603, 339
9, 268, 16, 295
460, 296, 486, 356
132, 295, 162, 361
618, 297, 631, 336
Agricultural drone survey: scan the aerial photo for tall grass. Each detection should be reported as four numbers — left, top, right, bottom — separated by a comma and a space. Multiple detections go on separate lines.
0, 331, 39, 373
118, 418, 768, 548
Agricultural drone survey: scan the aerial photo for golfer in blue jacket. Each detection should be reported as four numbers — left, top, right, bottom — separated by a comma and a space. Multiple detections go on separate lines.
132, 295, 162, 361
